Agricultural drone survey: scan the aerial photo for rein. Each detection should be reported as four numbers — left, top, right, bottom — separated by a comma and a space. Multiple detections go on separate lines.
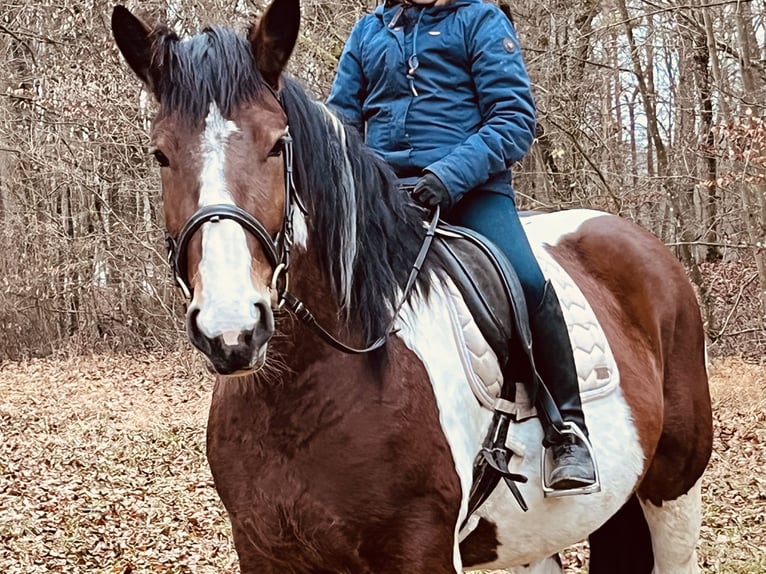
164, 89, 439, 354
281, 208, 439, 354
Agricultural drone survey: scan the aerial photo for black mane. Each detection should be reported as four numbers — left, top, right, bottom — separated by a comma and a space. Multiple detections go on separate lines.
152, 25, 438, 341
151, 26, 267, 122
281, 78, 438, 341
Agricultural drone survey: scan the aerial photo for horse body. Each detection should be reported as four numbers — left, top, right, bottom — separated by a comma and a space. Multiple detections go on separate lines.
204, 208, 710, 573
111, 0, 712, 571
450, 210, 710, 570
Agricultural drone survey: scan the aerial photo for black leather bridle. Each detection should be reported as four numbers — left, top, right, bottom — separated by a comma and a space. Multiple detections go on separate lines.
165, 124, 298, 304
164, 90, 438, 354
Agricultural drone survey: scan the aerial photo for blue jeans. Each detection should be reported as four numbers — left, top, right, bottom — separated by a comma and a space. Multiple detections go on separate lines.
446, 190, 546, 309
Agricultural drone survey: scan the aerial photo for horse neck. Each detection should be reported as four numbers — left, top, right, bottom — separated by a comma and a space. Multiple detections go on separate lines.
273, 247, 370, 375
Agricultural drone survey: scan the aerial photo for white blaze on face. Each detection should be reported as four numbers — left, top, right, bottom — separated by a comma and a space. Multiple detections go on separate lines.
191, 103, 265, 342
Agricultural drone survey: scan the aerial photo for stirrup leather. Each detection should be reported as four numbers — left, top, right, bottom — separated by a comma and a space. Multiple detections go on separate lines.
541, 422, 601, 498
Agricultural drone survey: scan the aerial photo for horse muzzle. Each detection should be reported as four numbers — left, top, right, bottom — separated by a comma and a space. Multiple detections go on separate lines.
186, 301, 275, 376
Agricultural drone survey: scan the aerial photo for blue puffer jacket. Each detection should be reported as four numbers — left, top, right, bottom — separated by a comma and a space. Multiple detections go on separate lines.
327, 0, 537, 202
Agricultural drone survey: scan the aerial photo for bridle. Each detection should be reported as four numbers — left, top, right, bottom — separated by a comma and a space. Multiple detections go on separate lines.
164, 87, 438, 354
165, 122, 299, 306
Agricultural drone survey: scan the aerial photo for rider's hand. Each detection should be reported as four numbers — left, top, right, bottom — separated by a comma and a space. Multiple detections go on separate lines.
411, 172, 452, 212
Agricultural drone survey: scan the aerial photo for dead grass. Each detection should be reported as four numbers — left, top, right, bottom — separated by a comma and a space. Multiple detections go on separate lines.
0, 352, 763, 573
697, 358, 766, 573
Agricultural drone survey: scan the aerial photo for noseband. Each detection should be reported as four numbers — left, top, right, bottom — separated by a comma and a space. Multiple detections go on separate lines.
164, 89, 438, 354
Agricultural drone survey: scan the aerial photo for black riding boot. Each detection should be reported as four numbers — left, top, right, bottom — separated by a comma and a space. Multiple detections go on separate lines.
529, 280, 596, 491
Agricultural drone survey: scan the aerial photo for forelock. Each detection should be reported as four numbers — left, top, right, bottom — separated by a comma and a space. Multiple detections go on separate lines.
151, 26, 267, 123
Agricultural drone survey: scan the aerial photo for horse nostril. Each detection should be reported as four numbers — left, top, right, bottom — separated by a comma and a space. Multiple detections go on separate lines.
254, 300, 275, 338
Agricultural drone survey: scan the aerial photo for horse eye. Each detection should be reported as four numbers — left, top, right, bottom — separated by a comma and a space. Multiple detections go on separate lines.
150, 147, 170, 168
268, 140, 284, 158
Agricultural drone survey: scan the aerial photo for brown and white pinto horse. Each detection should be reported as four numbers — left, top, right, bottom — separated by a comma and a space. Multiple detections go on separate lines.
111, 0, 713, 572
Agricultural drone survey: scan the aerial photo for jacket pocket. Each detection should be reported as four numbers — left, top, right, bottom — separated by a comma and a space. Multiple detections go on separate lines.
364, 106, 392, 150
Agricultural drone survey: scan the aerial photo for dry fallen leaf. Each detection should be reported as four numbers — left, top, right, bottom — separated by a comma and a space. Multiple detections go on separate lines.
0, 352, 763, 573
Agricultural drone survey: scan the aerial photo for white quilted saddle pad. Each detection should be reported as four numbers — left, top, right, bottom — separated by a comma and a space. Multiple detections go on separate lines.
443, 221, 619, 415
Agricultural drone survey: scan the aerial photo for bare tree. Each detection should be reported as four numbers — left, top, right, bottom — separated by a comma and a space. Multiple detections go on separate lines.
0, 0, 763, 359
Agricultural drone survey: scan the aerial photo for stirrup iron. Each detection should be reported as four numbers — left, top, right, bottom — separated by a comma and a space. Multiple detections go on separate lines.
541, 422, 601, 498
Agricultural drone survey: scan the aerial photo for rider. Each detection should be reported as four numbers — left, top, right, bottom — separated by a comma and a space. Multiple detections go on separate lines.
327, 0, 596, 491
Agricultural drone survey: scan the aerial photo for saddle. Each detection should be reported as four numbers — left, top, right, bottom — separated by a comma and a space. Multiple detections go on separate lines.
433, 223, 528, 378
432, 221, 572, 516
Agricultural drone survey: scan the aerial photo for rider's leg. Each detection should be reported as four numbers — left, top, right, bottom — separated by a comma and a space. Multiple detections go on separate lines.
528, 280, 596, 489
447, 190, 596, 490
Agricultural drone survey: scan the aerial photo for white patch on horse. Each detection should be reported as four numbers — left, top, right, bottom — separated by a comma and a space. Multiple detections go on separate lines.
521, 209, 606, 248
191, 103, 265, 340
291, 204, 308, 249
318, 102, 356, 310
508, 557, 563, 574
639, 478, 703, 573
198, 103, 239, 206
397, 277, 494, 572
470, 378, 643, 567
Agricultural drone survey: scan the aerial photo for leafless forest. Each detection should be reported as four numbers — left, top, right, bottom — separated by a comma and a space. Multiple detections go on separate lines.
1, 0, 765, 361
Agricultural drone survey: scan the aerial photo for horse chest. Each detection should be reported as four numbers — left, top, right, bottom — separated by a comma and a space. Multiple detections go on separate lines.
206, 360, 459, 571
209, 427, 440, 572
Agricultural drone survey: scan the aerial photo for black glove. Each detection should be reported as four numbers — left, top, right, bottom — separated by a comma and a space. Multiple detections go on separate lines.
411, 172, 452, 212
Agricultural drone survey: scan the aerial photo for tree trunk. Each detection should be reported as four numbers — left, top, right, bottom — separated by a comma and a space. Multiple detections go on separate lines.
733, 2, 766, 323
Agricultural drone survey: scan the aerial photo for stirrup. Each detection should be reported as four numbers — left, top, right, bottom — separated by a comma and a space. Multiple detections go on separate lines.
541, 422, 601, 498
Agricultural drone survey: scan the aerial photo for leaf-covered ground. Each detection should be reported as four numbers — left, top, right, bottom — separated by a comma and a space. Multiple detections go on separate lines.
0, 352, 763, 573
0, 352, 237, 574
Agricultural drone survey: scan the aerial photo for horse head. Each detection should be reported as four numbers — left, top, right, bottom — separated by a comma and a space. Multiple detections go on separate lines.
111, 0, 302, 375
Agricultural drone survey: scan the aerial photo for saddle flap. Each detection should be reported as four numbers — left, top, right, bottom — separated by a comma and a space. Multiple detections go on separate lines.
433, 223, 534, 369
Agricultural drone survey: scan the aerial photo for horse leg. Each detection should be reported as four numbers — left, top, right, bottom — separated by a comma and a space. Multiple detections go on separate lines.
588, 494, 653, 574
635, 281, 710, 574
638, 479, 703, 574
385, 514, 463, 574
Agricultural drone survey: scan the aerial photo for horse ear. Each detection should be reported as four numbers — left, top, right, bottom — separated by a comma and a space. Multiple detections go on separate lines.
248, 0, 300, 89
111, 5, 155, 88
